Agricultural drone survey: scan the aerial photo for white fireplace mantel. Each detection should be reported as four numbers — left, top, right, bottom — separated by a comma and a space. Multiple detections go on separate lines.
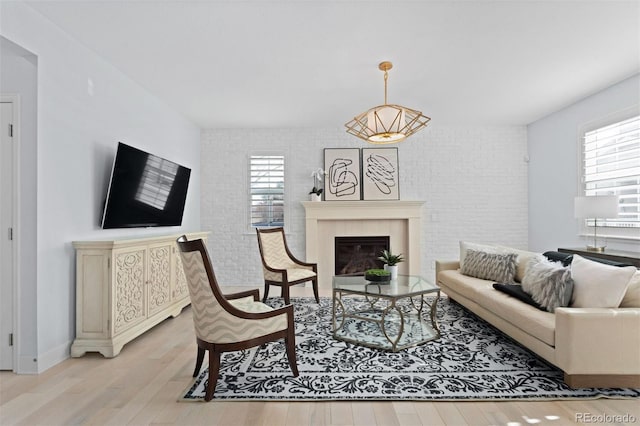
302, 200, 425, 289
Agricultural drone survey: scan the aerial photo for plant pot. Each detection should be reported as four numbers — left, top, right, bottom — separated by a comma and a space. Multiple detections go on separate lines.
384, 264, 398, 280
310, 193, 321, 202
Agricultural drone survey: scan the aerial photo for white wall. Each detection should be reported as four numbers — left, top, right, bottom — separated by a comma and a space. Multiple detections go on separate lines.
201, 124, 528, 288
527, 74, 640, 253
0, 2, 201, 373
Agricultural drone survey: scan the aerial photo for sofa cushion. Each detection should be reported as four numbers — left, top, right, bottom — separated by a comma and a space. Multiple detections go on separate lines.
438, 269, 492, 302
620, 271, 640, 308
493, 283, 544, 310
475, 283, 556, 346
570, 255, 636, 308
439, 269, 555, 346
521, 257, 574, 313
460, 249, 517, 283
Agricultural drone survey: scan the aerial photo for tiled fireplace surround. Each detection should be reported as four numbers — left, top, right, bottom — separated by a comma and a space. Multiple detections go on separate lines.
302, 200, 425, 289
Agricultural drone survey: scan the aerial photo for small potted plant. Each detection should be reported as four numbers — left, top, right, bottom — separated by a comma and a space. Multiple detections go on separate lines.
364, 268, 391, 282
309, 168, 326, 201
378, 249, 404, 280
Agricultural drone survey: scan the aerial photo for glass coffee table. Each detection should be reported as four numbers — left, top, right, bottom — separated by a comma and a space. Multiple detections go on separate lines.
332, 274, 441, 352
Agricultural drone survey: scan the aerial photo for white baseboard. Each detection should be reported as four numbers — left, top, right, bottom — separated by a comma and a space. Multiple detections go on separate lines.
17, 355, 38, 374
34, 340, 71, 373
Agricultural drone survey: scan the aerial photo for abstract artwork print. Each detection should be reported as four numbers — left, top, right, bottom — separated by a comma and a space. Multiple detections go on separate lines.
323, 148, 362, 201
362, 147, 399, 200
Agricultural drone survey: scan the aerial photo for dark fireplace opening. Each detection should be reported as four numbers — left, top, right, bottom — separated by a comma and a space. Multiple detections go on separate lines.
335, 236, 390, 275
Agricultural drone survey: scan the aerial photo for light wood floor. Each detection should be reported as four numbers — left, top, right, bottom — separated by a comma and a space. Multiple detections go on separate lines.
1, 286, 638, 426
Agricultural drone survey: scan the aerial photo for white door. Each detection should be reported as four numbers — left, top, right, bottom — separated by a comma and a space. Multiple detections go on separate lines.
0, 101, 14, 370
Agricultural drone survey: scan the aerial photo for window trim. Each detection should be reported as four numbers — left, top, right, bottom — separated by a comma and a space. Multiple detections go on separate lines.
577, 105, 640, 242
247, 152, 288, 233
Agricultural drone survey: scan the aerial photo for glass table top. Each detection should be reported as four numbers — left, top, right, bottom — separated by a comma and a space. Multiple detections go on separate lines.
332, 274, 439, 298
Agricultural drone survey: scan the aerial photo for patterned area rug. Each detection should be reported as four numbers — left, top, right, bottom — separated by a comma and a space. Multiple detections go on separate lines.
181, 296, 640, 401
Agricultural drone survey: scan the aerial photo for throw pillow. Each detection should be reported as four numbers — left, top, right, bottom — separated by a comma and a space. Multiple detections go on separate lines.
460, 249, 517, 283
493, 283, 545, 311
570, 255, 637, 308
498, 248, 543, 283
543, 251, 573, 266
620, 271, 640, 308
521, 257, 573, 312
459, 241, 500, 269
459, 241, 540, 283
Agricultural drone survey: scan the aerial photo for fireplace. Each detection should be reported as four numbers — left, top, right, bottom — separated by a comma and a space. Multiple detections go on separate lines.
302, 200, 425, 289
334, 236, 389, 275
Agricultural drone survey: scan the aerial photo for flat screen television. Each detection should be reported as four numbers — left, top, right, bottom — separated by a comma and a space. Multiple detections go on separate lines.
101, 142, 191, 229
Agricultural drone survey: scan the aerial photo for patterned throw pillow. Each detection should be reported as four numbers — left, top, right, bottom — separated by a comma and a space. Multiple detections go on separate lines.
460, 249, 517, 283
459, 241, 540, 283
521, 257, 573, 312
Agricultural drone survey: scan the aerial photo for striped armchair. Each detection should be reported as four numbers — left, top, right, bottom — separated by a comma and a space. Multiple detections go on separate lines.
176, 236, 298, 401
256, 227, 319, 305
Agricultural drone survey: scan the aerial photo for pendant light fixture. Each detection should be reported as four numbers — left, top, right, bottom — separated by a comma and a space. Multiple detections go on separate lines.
345, 61, 431, 144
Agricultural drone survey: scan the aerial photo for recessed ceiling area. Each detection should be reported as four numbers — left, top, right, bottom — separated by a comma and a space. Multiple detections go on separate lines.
24, 0, 640, 129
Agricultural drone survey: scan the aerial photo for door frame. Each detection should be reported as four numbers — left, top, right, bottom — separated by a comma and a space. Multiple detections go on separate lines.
1, 94, 21, 372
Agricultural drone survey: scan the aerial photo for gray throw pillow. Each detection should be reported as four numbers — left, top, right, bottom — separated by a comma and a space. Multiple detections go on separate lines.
460, 249, 517, 283
521, 258, 573, 312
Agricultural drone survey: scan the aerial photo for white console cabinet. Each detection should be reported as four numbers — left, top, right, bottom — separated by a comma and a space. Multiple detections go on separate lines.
71, 232, 208, 357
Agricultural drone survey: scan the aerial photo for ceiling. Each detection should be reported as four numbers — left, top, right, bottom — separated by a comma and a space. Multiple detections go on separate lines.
25, 0, 640, 129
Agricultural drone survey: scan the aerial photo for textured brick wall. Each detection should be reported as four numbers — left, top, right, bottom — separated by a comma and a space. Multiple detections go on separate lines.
201, 124, 528, 286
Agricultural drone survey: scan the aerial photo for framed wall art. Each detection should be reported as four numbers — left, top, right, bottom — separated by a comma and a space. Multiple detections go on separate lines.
323, 148, 361, 201
362, 147, 399, 200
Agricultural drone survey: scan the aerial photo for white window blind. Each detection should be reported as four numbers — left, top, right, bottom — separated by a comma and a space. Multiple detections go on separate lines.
250, 155, 285, 227
583, 115, 640, 228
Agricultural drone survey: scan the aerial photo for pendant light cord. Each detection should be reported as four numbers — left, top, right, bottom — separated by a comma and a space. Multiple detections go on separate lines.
383, 70, 388, 105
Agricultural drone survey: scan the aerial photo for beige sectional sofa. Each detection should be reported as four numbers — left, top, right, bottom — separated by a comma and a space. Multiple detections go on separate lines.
436, 244, 640, 389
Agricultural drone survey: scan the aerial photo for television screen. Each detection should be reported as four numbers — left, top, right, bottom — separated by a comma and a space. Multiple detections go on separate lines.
101, 142, 191, 229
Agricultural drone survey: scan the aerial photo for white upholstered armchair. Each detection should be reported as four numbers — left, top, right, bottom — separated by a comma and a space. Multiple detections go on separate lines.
256, 227, 319, 304
176, 235, 299, 401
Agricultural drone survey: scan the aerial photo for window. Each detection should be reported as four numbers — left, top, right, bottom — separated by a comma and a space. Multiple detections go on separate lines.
249, 155, 285, 227
582, 114, 640, 231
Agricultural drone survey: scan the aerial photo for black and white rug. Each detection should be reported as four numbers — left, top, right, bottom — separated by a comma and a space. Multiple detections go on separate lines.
181, 296, 640, 401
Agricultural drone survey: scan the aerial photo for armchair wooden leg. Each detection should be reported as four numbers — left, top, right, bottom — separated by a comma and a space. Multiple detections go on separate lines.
262, 282, 270, 302
193, 346, 205, 377
282, 285, 291, 305
285, 336, 299, 377
312, 278, 319, 304
205, 351, 221, 402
